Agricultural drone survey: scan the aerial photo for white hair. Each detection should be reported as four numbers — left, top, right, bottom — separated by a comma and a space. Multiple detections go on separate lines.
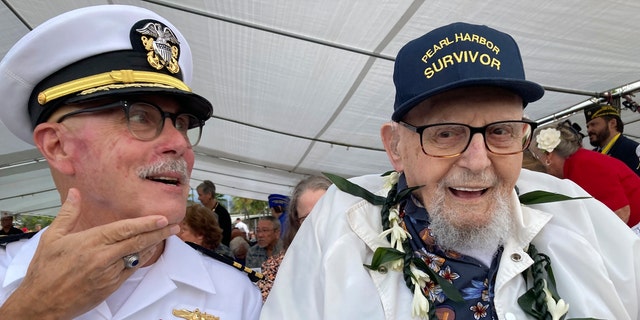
229, 237, 250, 253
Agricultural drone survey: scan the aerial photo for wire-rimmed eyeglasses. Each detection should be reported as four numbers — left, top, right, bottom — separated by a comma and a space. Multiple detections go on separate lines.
399, 120, 537, 158
56, 100, 205, 146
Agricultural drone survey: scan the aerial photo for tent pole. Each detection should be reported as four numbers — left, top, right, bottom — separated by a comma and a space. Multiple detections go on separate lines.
538, 80, 640, 125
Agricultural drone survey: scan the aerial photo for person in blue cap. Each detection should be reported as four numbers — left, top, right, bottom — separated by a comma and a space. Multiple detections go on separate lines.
268, 193, 290, 236
0, 5, 260, 319
261, 22, 640, 319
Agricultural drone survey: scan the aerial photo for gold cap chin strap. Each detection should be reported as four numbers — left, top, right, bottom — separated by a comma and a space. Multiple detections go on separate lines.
37, 70, 191, 105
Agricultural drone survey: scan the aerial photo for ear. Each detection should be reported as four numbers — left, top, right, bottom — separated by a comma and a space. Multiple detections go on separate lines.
33, 123, 75, 175
381, 122, 404, 172
542, 151, 551, 164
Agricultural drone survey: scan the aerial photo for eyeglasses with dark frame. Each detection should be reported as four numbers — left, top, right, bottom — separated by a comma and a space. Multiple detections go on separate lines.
56, 100, 205, 146
399, 120, 537, 158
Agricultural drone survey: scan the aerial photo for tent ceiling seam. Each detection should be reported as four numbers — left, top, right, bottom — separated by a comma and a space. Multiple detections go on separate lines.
291, 0, 423, 172
143, 0, 394, 61
1, 0, 32, 30
192, 165, 296, 188
0, 187, 57, 202
210, 115, 385, 152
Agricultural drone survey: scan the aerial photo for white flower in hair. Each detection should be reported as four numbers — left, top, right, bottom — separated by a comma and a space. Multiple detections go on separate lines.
536, 128, 561, 153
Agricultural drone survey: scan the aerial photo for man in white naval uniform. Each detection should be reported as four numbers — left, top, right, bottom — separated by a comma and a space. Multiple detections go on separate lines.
0, 5, 261, 319
261, 22, 640, 320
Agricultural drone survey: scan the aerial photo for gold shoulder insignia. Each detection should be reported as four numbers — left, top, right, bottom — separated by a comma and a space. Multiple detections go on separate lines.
172, 308, 220, 320
185, 241, 264, 282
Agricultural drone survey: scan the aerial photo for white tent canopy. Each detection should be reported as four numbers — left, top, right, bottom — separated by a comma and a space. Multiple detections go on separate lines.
2, 0, 640, 216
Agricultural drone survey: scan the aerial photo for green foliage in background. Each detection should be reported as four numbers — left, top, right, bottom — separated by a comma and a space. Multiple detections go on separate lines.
16, 215, 55, 231
231, 197, 269, 218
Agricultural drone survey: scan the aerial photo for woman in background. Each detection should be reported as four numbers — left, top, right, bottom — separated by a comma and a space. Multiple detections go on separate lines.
178, 204, 233, 258
258, 175, 332, 302
530, 121, 640, 228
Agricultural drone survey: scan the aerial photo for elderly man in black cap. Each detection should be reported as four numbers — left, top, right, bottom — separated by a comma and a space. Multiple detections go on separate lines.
262, 22, 640, 320
0, 5, 261, 319
584, 104, 640, 176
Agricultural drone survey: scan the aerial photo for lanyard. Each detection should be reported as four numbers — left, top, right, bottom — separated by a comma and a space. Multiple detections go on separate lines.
600, 133, 621, 155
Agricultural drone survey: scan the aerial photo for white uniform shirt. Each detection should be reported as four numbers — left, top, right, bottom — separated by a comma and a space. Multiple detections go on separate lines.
0, 234, 262, 319
261, 169, 640, 320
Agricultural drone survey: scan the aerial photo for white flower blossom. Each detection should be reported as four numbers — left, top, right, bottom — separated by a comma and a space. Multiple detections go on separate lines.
410, 263, 431, 287
542, 280, 569, 320
378, 171, 431, 318
536, 128, 561, 153
389, 258, 404, 271
383, 171, 400, 190
409, 264, 431, 319
379, 206, 411, 252
411, 284, 430, 319
389, 207, 400, 221
379, 220, 408, 252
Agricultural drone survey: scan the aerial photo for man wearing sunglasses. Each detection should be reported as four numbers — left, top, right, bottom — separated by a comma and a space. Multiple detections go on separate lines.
0, 5, 261, 319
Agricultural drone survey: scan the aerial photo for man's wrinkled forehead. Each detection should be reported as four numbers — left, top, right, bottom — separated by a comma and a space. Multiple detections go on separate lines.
258, 220, 274, 227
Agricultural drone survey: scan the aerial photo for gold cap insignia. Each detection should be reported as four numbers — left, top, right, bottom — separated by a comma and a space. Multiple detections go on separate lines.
584, 104, 620, 123
133, 20, 181, 74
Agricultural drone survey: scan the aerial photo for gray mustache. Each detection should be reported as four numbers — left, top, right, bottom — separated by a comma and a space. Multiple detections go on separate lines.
137, 159, 189, 183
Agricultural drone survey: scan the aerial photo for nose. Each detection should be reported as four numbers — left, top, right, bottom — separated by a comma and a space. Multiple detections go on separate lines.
456, 133, 491, 171
159, 118, 191, 152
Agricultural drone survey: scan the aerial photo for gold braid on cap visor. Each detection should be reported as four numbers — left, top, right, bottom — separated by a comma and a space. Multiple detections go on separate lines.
37, 70, 192, 105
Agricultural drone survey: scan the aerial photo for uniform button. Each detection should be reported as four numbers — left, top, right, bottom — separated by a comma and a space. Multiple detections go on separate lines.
378, 266, 388, 274
504, 312, 516, 320
511, 253, 522, 262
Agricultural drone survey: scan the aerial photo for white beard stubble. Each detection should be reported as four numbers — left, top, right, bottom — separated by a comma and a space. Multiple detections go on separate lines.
426, 172, 514, 257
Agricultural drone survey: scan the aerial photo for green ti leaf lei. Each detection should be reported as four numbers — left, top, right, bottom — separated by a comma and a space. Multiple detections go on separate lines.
324, 171, 599, 320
